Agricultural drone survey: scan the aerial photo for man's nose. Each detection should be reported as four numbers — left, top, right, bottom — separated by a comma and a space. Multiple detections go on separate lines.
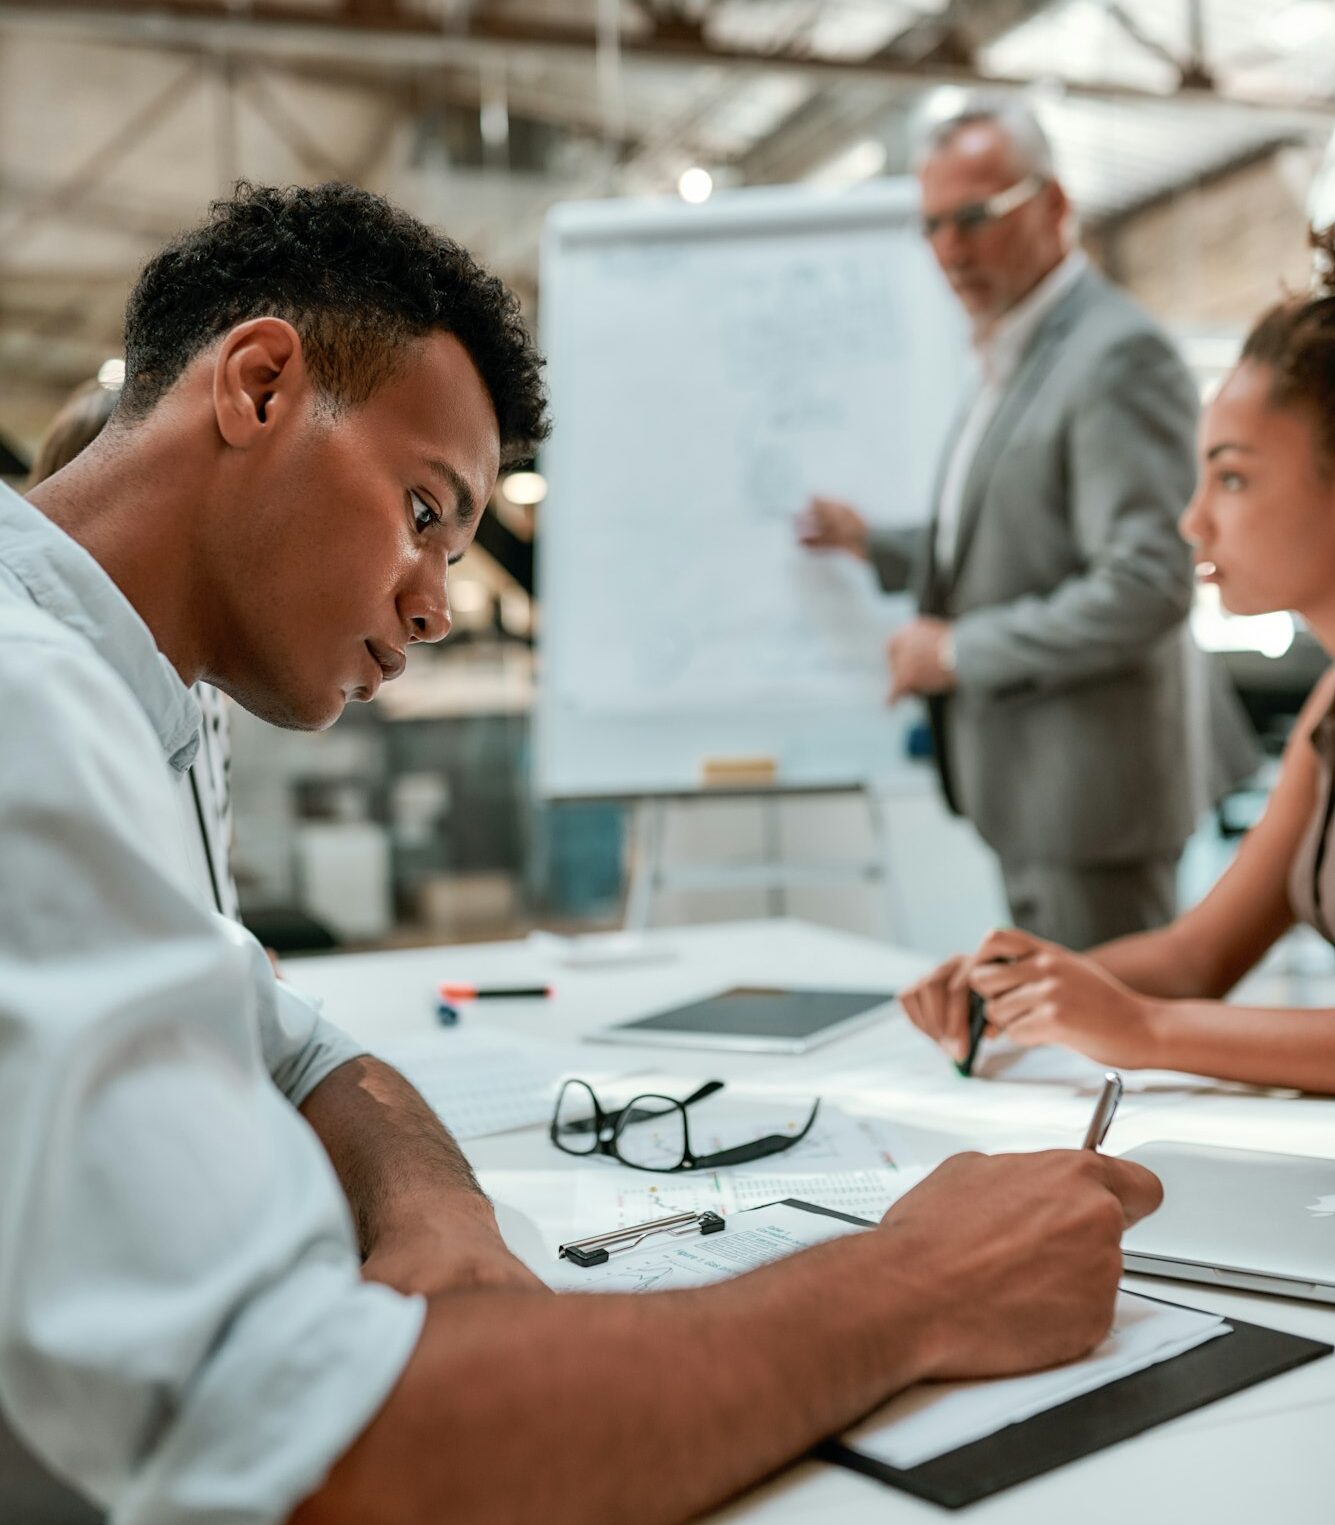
401, 580, 452, 644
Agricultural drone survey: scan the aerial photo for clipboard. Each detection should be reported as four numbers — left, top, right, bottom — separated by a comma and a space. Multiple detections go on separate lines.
777, 1200, 1333, 1510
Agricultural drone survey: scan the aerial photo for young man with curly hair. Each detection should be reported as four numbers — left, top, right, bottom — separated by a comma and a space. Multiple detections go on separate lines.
0, 182, 1158, 1525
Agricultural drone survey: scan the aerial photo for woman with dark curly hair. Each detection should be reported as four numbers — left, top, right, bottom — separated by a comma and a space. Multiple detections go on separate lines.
903, 228, 1335, 1095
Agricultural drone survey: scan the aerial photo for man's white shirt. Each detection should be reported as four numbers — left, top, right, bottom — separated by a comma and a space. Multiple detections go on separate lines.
933, 249, 1089, 573
180, 681, 241, 920
0, 483, 423, 1523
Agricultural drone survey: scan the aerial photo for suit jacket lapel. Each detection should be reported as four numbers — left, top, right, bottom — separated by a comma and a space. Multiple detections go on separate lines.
917, 394, 971, 612
942, 274, 1097, 597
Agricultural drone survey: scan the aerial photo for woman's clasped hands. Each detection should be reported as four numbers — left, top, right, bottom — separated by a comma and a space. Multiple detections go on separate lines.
900, 927, 1161, 1071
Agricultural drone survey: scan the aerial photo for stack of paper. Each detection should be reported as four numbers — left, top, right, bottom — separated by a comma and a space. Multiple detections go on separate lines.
535, 1195, 1231, 1467
843, 1292, 1229, 1468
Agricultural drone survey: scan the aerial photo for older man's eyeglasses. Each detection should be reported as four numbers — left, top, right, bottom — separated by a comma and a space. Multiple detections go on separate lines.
551, 1077, 820, 1174
921, 174, 1046, 240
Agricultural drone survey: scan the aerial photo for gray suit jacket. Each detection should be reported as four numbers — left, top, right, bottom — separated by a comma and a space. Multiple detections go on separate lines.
871, 268, 1204, 868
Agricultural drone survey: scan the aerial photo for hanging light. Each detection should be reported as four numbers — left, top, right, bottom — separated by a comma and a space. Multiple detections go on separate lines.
501, 471, 548, 506
677, 167, 713, 204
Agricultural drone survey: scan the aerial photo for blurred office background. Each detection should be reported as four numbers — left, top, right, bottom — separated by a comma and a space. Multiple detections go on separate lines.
3, 0, 1334, 961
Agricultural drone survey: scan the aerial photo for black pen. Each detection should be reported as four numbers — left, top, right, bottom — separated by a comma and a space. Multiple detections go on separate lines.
439, 983, 553, 1000
955, 955, 1020, 1077
955, 990, 988, 1078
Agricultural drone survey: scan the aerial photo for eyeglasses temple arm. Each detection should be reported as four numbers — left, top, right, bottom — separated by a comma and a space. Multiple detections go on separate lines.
688, 1099, 822, 1169
681, 1079, 726, 1107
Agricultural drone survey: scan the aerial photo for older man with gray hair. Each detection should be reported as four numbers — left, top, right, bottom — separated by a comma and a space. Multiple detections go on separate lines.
801, 96, 1205, 949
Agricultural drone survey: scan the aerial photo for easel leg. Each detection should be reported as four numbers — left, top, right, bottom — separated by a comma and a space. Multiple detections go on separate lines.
864, 783, 905, 943
624, 798, 666, 931
762, 795, 786, 919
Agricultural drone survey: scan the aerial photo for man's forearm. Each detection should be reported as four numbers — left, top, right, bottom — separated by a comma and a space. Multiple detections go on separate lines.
300, 1055, 491, 1256
292, 1228, 935, 1525
292, 1149, 1155, 1525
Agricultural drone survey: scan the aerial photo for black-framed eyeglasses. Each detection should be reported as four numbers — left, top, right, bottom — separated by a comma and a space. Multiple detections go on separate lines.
550, 1077, 821, 1174
921, 173, 1046, 240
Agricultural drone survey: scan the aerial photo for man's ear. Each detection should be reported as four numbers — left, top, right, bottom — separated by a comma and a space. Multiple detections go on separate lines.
213, 317, 305, 448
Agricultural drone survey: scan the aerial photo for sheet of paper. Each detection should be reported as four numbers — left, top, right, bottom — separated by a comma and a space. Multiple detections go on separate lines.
371, 1029, 632, 1141
574, 1092, 906, 1175
772, 1019, 1278, 1149
843, 1292, 1230, 1470
542, 1201, 862, 1292
731, 1103, 902, 1174
976, 1041, 1271, 1097
570, 1162, 927, 1238
474, 1169, 583, 1265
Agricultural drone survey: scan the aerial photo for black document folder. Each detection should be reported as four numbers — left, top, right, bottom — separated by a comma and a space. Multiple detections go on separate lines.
779, 1200, 1332, 1510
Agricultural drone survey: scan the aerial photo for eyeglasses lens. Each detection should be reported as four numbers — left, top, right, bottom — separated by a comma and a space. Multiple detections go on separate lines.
923, 203, 994, 240
614, 1095, 688, 1172
553, 1080, 600, 1154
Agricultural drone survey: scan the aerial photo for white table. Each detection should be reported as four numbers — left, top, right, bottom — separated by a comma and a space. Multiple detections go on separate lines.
290, 918, 1335, 1523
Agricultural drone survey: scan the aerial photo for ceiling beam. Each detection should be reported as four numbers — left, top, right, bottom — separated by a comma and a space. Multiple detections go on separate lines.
739, 0, 1065, 187
0, 56, 204, 247
1102, 2, 1192, 79
0, 173, 186, 242
1092, 135, 1304, 235
0, 1, 1331, 125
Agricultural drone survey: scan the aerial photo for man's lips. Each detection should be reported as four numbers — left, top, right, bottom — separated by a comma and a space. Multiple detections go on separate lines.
365, 641, 407, 686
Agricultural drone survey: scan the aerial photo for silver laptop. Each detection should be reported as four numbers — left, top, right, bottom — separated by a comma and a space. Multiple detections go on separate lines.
1120, 1142, 1335, 1304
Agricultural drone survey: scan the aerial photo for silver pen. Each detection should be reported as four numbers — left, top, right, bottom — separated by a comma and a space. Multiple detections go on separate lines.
1081, 1071, 1123, 1151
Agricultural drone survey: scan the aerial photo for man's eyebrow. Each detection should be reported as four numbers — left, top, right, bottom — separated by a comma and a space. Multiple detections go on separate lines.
1206, 442, 1258, 460
425, 458, 478, 527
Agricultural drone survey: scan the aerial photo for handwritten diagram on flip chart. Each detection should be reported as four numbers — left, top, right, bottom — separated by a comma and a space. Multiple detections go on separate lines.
538, 182, 969, 797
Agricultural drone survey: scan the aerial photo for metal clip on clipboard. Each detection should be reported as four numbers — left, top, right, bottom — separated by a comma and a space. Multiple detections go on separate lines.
558, 1209, 726, 1268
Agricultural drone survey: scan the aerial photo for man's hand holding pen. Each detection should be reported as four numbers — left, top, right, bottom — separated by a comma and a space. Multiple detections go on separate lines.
877, 1147, 1157, 1380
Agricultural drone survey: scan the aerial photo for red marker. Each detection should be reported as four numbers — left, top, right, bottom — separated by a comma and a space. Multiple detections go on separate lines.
438, 983, 554, 1001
